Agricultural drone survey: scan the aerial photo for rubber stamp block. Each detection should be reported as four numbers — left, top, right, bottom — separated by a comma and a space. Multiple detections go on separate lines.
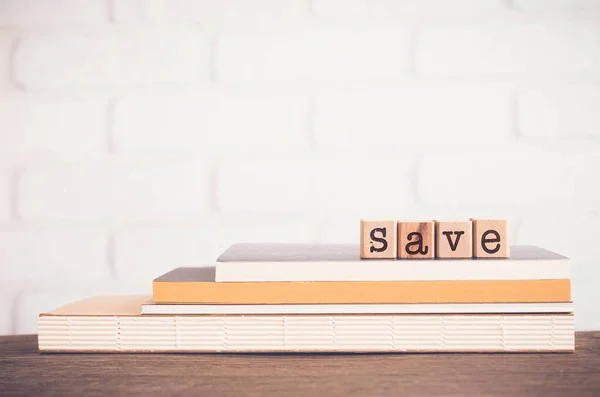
472, 219, 509, 258
435, 221, 473, 259
360, 220, 397, 259
397, 221, 434, 259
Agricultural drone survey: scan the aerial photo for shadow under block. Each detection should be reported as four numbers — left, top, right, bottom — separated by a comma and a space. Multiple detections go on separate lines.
435, 221, 473, 259
472, 219, 510, 258
397, 221, 435, 259
360, 220, 396, 259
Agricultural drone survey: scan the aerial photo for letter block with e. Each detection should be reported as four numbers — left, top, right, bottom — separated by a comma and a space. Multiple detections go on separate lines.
471, 219, 510, 258
360, 220, 397, 259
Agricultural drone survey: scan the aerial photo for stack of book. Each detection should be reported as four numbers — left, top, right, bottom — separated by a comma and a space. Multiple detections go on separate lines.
38, 219, 574, 353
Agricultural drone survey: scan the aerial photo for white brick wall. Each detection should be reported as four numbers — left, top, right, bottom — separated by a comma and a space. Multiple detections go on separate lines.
113, 0, 307, 23
416, 20, 600, 76
0, 0, 108, 26
0, 284, 18, 335
0, 33, 12, 91
215, 27, 411, 84
0, 229, 110, 282
417, 146, 577, 208
14, 30, 210, 88
313, 0, 504, 18
18, 162, 211, 220
113, 92, 310, 152
114, 226, 221, 281
513, 0, 600, 11
0, 172, 10, 221
0, 0, 599, 335
518, 84, 600, 139
0, 96, 107, 156
314, 85, 514, 147
216, 152, 417, 214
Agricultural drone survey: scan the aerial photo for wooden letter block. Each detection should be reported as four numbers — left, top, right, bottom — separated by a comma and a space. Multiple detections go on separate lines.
434, 221, 473, 259
397, 221, 434, 259
472, 219, 510, 258
360, 220, 396, 259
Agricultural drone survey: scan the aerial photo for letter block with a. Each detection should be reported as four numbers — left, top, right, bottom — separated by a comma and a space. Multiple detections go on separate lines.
397, 221, 434, 259
472, 219, 509, 258
434, 220, 473, 259
360, 220, 397, 259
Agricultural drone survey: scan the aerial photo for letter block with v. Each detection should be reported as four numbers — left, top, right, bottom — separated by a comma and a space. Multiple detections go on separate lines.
434, 220, 473, 259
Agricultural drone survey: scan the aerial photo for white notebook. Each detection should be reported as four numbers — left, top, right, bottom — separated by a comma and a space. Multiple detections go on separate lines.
141, 302, 574, 315
38, 296, 575, 353
215, 244, 570, 282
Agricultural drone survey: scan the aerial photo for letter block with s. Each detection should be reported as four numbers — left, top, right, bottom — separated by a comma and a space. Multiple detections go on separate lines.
360, 220, 397, 259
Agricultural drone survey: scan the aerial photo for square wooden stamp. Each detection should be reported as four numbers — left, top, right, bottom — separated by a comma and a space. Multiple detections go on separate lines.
434, 220, 473, 259
397, 221, 434, 259
360, 220, 397, 259
472, 219, 509, 258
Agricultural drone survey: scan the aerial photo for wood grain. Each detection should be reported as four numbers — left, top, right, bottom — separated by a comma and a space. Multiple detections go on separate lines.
360, 220, 396, 259
1, 333, 599, 397
435, 221, 473, 259
397, 221, 435, 259
472, 219, 510, 258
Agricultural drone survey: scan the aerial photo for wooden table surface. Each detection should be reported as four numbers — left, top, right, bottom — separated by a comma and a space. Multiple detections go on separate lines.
1, 332, 599, 397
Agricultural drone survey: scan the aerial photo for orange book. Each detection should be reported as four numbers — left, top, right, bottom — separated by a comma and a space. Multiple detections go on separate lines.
152, 267, 570, 304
